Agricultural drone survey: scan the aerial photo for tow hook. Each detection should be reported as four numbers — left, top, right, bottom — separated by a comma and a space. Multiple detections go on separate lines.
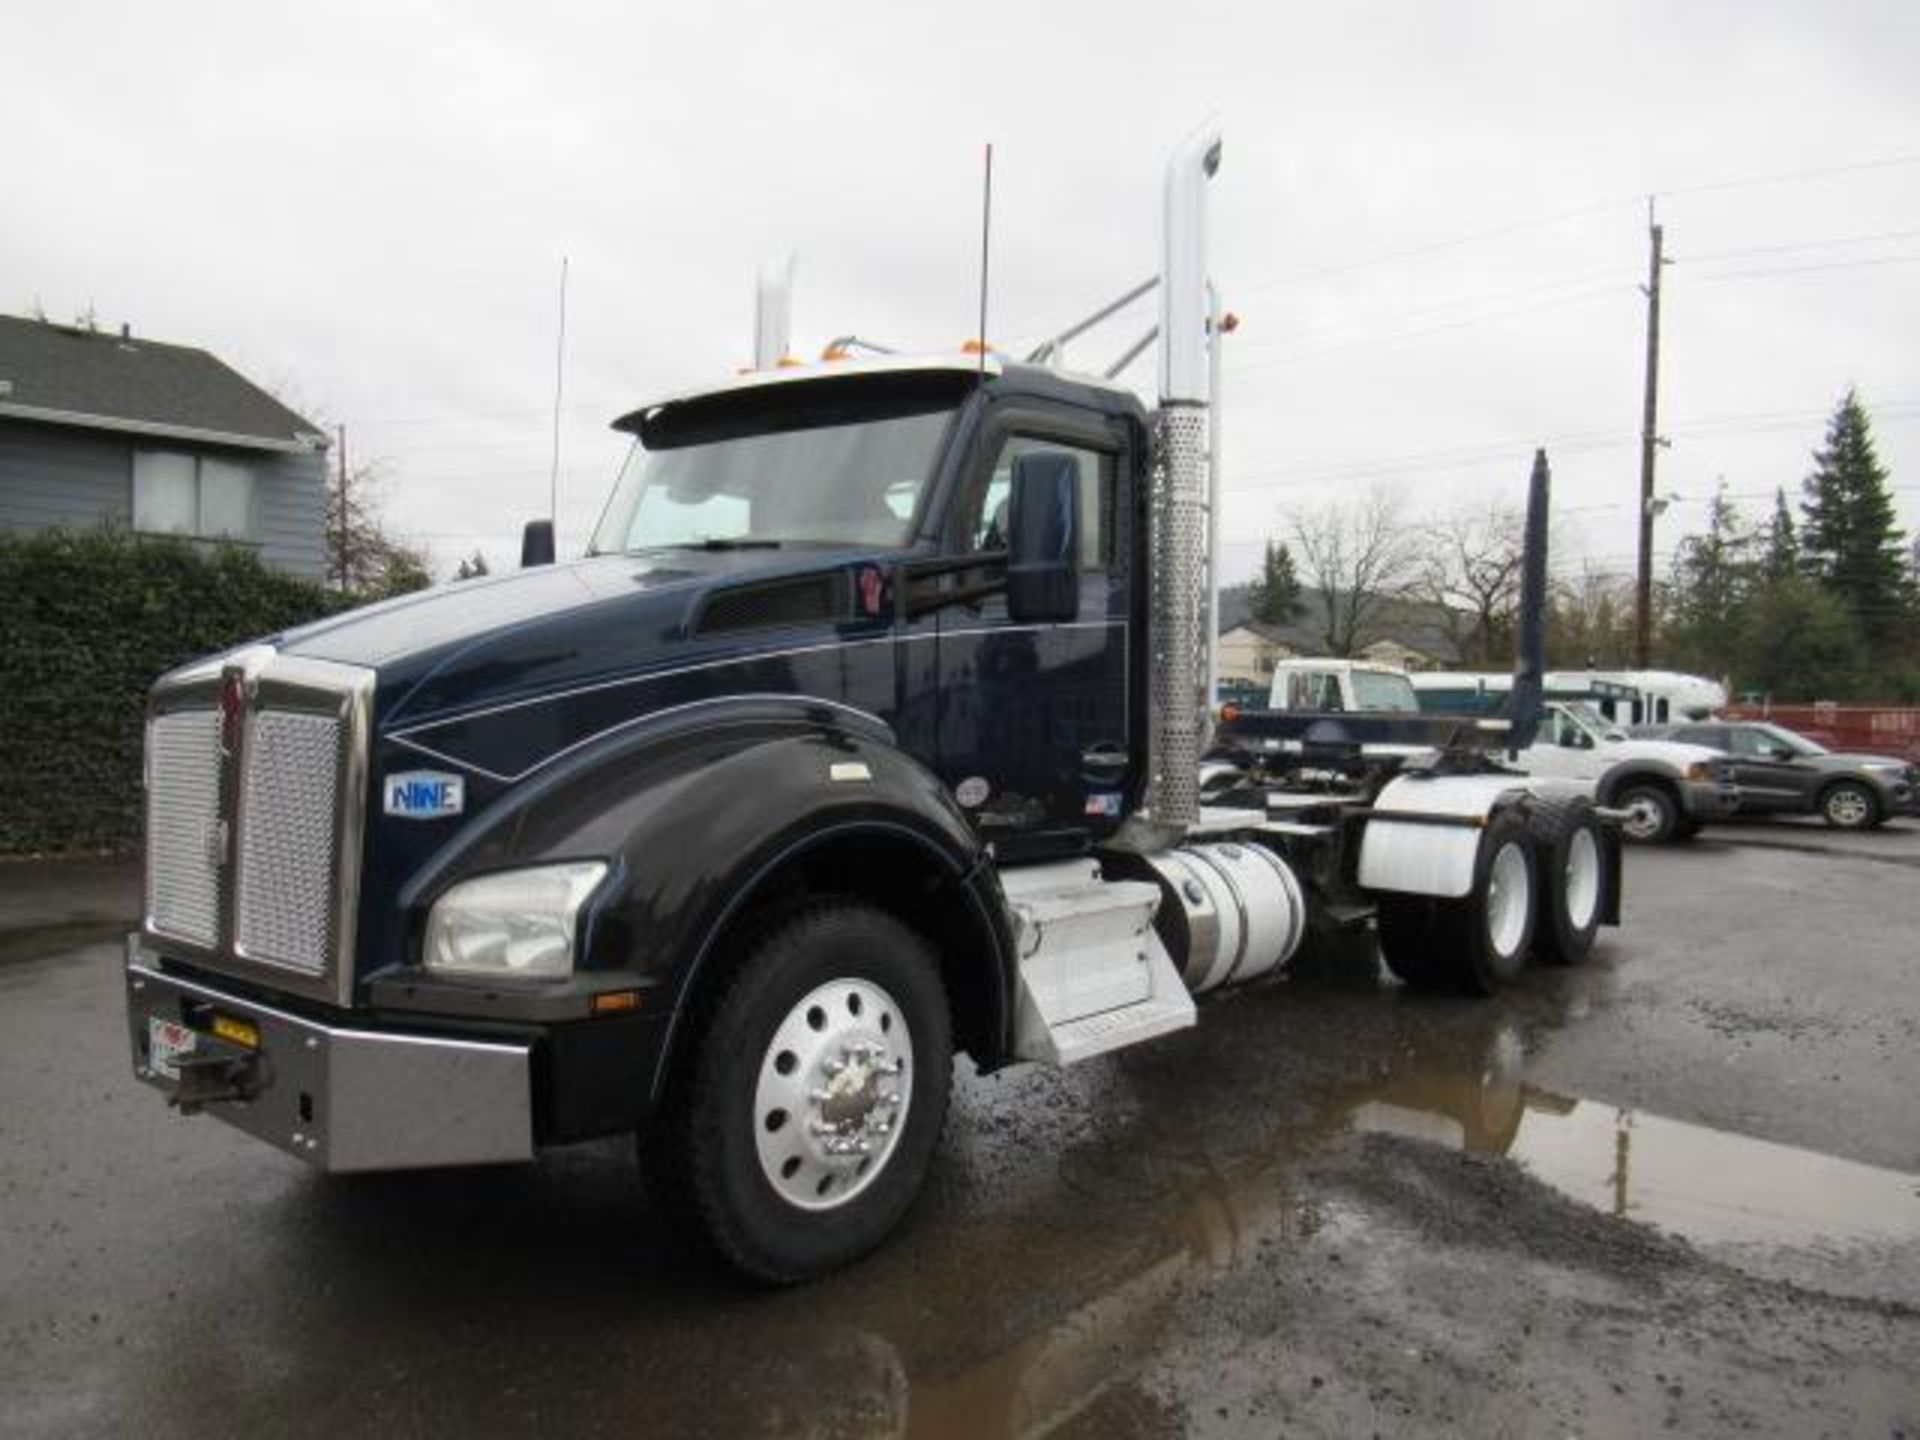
167, 1048, 263, 1114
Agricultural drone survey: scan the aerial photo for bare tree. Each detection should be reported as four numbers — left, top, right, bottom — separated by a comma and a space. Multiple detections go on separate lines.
325, 452, 430, 599
1287, 485, 1421, 656
1546, 562, 1637, 669
1420, 499, 1525, 666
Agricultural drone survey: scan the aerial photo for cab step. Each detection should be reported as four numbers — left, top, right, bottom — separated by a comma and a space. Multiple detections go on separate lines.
999, 859, 1197, 1066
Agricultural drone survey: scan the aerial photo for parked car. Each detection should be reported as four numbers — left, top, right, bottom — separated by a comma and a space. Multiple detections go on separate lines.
1258, 660, 1738, 843
1635, 720, 1918, 830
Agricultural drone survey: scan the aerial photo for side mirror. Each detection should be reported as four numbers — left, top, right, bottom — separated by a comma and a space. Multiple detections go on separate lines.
1005, 452, 1080, 624
521, 519, 556, 567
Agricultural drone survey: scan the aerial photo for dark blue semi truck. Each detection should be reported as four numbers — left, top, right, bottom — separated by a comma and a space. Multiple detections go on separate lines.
124, 129, 1621, 1281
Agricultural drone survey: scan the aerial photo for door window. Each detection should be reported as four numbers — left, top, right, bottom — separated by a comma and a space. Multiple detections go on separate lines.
972, 435, 1113, 570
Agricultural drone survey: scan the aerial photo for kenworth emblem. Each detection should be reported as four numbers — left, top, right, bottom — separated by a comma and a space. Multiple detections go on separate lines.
218, 669, 246, 759
384, 771, 465, 819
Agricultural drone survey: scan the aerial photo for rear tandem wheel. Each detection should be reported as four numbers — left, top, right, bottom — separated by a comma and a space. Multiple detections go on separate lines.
1376, 809, 1540, 996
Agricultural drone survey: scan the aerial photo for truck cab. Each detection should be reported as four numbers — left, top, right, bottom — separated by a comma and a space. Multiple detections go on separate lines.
1266, 658, 1421, 715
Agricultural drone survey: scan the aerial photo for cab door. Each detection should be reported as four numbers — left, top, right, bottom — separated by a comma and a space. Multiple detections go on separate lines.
931, 408, 1133, 858
1520, 705, 1600, 779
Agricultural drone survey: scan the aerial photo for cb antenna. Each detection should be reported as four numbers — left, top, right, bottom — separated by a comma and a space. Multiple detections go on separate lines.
549, 254, 569, 529
976, 143, 993, 377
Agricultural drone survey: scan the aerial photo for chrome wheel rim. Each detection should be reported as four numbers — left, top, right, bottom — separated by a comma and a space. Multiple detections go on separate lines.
1563, 827, 1601, 931
753, 978, 912, 1212
1621, 794, 1665, 841
1485, 842, 1532, 959
1827, 788, 1869, 827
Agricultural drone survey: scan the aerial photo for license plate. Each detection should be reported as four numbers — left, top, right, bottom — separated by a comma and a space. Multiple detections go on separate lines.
148, 1017, 197, 1081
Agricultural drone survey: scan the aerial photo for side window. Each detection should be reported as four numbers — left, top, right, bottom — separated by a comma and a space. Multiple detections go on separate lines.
1725, 728, 1767, 758
972, 435, 1114, 571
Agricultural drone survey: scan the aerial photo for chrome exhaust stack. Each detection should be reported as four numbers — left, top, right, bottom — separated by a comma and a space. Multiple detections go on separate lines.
1137, 124, 1223, 845
752, 253, 794, 369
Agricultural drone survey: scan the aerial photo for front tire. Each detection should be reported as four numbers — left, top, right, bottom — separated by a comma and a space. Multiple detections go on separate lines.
1819, 780, 1881, 831
1613, 780, 1678, 844
650, 902, 953, 1284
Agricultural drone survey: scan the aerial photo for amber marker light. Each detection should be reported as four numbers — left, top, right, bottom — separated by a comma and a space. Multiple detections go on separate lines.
591, 990, 642, 1016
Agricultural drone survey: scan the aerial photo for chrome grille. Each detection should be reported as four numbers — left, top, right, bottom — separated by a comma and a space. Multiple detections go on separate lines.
236, 710, 342, 975
142, 649, 371, 1006
146, 709, 223, 946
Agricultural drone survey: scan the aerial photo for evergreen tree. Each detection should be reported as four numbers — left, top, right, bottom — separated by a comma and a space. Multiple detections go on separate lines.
1663, 484, 1753, 676
1244, 538, 1304, 625
1800, 389, 1911, 644
1736, 573, 1865, 701
1761, 487, 1798, 582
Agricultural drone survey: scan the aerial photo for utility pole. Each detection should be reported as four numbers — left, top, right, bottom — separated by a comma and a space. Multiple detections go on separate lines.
336, 423, 350, 593
1634, 205, 1667, 669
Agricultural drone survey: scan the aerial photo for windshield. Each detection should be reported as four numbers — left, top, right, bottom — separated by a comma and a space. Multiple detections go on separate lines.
1758, 722, 1826, 757
1564, 703, 1612, 741
590, 405, 954, 554
1350, 670, 1421, 712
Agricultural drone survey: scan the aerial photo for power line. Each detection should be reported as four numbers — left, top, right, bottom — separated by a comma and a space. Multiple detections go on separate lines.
1226, 264, 1637, 357
1688, 252, 1920, 283
1655, 149, 1920, 201
1222, 283, 1633, 376
1227, 149, 1920, 299
1676, 225, 1920, 264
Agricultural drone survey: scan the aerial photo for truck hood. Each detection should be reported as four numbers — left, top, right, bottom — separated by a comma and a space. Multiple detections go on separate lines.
1600, 738, 1724, 769
273, 546, 889, 727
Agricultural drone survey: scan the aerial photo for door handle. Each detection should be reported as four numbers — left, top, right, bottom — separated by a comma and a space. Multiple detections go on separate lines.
1081, 743, 1129, 779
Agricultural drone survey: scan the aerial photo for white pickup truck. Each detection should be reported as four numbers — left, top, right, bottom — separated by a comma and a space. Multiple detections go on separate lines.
1255, 659, 1739, 842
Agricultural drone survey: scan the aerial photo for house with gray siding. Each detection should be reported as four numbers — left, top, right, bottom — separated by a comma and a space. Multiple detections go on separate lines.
0, 314, 329, 579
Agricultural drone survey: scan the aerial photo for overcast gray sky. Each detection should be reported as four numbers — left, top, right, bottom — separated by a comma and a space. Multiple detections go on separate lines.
6, 0, 1918, 585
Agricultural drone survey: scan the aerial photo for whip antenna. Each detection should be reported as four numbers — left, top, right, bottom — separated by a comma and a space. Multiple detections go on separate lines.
977, 143, 993, 375
549, 254, 569, 529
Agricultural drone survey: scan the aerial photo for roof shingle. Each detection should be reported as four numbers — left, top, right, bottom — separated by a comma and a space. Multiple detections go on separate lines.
0, 314, 324, 453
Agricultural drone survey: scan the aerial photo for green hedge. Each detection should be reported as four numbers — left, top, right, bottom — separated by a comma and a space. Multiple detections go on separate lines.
0, 528, 350, 856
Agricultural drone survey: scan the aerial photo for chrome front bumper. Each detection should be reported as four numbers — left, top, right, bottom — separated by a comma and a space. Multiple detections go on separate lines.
124, 937, 533, 1172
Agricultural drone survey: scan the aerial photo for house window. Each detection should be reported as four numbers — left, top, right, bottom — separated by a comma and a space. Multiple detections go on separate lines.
133, 451, 257, 540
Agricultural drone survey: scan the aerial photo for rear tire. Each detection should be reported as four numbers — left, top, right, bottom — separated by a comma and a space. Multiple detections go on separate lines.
646, 901, 952, 1284
1447, 809, 1539, 995
1529, 796, 1607, 966
1377, 810, 1538, 996
1819, 780, 1881, 831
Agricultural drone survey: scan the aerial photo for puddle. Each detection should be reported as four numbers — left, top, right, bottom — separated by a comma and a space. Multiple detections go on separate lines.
1354, 1082, 1920, 1303
888, 1037, 1920, 1437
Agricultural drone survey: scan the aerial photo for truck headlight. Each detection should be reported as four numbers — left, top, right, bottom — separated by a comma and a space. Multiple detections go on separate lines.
1685, 762, 1712, 781
424, 862, 608, 980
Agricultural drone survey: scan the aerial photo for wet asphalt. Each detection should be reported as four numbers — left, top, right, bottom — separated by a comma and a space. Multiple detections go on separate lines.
1, 824, 1916, 1439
